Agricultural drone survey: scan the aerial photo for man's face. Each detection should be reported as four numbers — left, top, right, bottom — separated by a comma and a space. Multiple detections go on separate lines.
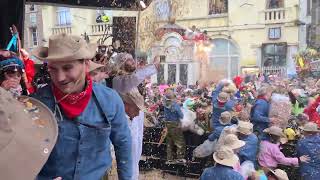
48, 60, 88, 94
90, 69, 108, 83
124, 58, 136, 73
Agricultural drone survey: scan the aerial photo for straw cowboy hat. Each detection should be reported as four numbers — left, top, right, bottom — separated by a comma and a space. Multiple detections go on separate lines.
222, 83, 237, 95
164, 89, 176, 101
120, 88, 146, 112
217, 92, 230, 103
0, 88, 58, 180
223, 134, 246, 150
269, 169, 289, 180
32, 33, 97, 61
300, 122, 320, 132
219, 111, 232, 125
110, 53, 135, 73
263, 126, 286, 138
213, 146, 239, 167
237, 121, 253, 135
89, 60, 104, 72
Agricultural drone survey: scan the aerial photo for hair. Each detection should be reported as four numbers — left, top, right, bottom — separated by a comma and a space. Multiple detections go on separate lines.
257, 86, 272, 96
268, 134, 280, 144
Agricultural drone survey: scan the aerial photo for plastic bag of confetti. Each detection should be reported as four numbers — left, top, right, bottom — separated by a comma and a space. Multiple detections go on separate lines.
269, 93, 291, 128
193, 139, 217, 158
180, 107, 204, 135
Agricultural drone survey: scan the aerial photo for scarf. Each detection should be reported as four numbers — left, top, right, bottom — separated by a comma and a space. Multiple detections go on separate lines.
53, 76, 93, 119
257, 95, 268, 102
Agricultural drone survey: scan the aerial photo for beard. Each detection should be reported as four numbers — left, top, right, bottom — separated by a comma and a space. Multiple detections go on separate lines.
124, 65, 136, 73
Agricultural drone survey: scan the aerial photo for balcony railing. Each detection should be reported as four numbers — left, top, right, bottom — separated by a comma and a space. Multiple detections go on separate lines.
52, 26, 72, 35
90, 23, 111, 35
264, 8, 286, 24
262, 66, 287, 77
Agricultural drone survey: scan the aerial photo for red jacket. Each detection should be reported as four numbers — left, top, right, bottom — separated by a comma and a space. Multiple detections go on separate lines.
304, 96, 320, 127
23, 58, 35, 93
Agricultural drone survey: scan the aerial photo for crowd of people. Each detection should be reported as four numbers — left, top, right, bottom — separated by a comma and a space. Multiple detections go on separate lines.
0, 33, 320, 180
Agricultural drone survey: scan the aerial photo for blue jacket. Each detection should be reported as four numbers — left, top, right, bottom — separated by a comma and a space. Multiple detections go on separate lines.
297, 135, 320, 180
208, 123, 230, 142
33, 83, 132, 180
238, 133, 259, 165
164, 102, 184, 122
250, 99, 270, 137
200, 164, 244, 180
211, 83, 235, 129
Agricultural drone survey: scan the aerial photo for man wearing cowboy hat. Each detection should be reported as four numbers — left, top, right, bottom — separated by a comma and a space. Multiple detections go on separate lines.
211, 81, 235, 129
258, 126, 309, 171
297, 122, 320, 180
163, 89, 186, 163
250, 86, 277, 139
208, 111, 233, 142
110, 53, 159, 179
200, 146, 244, 180
0, 87, 58, 180
88, 60, 108, 83
31, 34, 132, 180
236, 121, 258, 166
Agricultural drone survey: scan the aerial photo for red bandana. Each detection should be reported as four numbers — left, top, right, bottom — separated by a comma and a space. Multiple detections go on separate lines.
257, 95, 268, 102
217, 100, 226, 107
53, 76, 93, 119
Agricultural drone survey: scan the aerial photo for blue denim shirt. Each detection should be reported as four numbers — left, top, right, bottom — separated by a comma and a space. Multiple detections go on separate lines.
164, 102, 184, 122
250, 99, 270, 138
211, 83, 235, 129
33, 83, 132, 180
208, 123, 231, 142
200, 164, 244, 180
297, 135, 320, 180
238, 133, 259, 166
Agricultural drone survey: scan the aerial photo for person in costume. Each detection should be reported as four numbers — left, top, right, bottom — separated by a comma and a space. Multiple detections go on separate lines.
32, 34, 132, 180
111, 53, 159, 180
20, 49, 36, 93
0, 56, 25, 97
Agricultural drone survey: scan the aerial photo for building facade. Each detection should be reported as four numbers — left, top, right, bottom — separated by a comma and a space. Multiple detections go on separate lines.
138, 0, 303, 85
24, 4, 139, 59
307, 0, 320, 49
24, 4, 45, 54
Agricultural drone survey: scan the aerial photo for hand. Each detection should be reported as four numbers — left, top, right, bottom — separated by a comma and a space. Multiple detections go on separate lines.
1, 79, 20, 90
299, 155, 310, 163
270, 117, 279, 124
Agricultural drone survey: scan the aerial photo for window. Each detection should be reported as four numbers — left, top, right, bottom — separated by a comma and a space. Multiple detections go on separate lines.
209, 38, 239, 78
157, 64, 165, 84
31, 28, 38, 47
168, 64, 177, 85
56, 7, 71, 26
307, 0, 312, 16
179, 64, 188, 85
267, 0, 284, 9
209, 0, 228, 15
30, 13, 37, 26
262, 43, 287, 67
268, 27, 281, 40
30, 5, 35, 11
